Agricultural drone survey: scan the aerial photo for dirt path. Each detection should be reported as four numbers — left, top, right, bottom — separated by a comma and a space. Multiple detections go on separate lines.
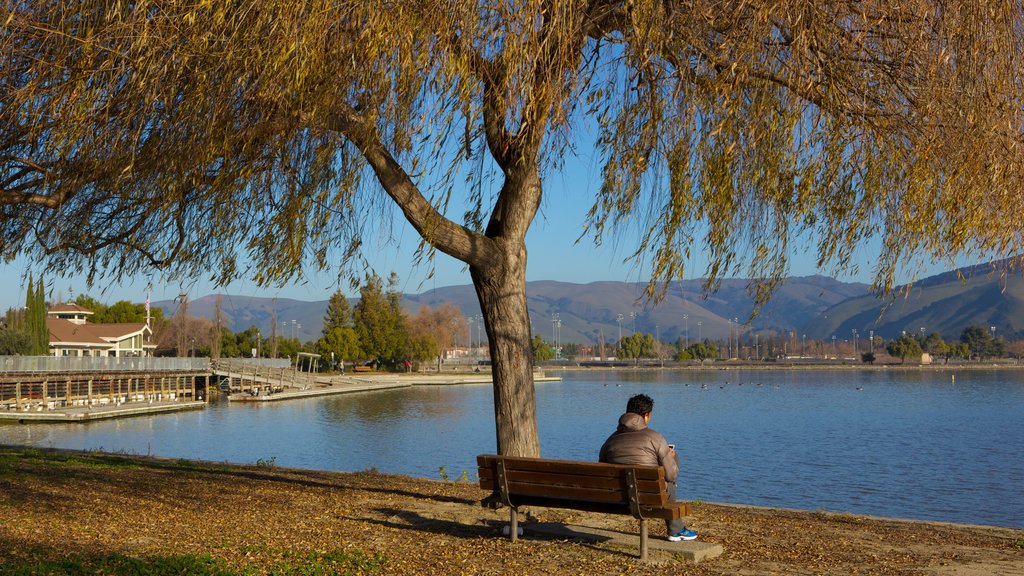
1, 446, 1021, 575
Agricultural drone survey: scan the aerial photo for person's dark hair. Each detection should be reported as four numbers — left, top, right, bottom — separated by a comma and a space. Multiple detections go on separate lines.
626, 394, 654, 416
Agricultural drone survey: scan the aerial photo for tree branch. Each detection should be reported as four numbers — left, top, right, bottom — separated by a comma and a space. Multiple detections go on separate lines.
323, 105, 497, 267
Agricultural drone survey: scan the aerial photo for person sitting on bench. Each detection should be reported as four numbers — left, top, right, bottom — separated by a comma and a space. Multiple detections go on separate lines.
599, 393, 698, 542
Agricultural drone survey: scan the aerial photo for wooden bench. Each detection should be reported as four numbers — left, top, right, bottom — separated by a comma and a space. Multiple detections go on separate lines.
477, 454, 691, 560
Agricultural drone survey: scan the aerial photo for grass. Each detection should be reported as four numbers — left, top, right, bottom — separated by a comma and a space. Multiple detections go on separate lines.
268, 549, 386, 575
2, 547, 386, 576
2, 551, 237, 576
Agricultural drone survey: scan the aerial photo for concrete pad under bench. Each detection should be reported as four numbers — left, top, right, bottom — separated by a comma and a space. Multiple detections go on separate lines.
526, 522, 724, 563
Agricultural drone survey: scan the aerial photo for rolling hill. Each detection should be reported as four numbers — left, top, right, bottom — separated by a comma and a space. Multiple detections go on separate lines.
152, 259, 1021, 344
804, 259, 1024, 341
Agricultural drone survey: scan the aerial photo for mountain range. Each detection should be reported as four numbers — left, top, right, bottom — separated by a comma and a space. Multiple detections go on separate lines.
154, 259, 1022, 344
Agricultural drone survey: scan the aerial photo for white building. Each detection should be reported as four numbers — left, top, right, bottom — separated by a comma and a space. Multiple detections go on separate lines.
46, 304, 155, 357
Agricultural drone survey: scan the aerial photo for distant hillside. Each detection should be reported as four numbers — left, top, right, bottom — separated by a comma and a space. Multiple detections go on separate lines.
155, 276, 869, 343
804, 259, 1024, 341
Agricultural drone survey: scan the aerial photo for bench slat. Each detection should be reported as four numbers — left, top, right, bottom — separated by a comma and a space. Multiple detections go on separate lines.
477, 454, 665, 481
478, 467, 667, 496
479, 477, 669, 506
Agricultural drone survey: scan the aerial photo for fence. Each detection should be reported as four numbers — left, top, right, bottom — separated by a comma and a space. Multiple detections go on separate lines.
0, 356, 210, 373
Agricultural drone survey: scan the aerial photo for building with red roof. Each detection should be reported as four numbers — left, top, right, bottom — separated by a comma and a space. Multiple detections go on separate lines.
46, 304, 155, 357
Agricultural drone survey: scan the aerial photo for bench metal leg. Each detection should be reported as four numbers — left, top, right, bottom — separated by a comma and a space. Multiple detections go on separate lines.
509, 507, 519, 542
639, 518, 648, 561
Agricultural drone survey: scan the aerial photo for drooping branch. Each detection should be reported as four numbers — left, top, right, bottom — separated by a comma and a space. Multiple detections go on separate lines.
324, 105, 497, 267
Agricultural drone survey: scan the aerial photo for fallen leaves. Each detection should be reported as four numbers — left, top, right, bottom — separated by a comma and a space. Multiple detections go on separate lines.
1, 447, 1022, 575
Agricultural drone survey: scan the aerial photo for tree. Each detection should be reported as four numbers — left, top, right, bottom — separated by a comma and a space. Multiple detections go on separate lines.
317, 289, 361, 367
352, 273, 406, 367
406, 303, 465, 369
0, 306, 31, 355
72, 294, 166, 327
960, 326, 993, 360
25, 275, 37, 354
560, 342, 583, 359
921, 332, 949, 359
531, 335, 554, 363
269, 300, 279, 358
4, 2, 1024, 456
25, 274, 48, 355
0, 325, 31, 355
887, 334, 923, 363
617, 332, 656, 360
685, 341, 719, 362
211, 295, 224, 360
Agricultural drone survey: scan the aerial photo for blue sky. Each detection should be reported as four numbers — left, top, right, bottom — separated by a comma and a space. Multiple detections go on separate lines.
0, 150, 951, 312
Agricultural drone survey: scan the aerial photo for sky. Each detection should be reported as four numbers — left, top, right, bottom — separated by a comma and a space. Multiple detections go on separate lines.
0, 141, 958, 312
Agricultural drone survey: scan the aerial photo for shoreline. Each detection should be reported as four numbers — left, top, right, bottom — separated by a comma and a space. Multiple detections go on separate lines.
542, 361, 1023, 371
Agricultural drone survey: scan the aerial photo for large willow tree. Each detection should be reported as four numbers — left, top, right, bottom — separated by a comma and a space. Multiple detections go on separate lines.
2, 1, 1022, 455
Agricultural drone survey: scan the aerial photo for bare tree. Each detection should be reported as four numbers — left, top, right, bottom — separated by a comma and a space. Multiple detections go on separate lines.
2, 1, 1023, 455
408, 303, 466, 370
270, 300, 279, 359
175, 292, 189, 358
211, 295, 224, 360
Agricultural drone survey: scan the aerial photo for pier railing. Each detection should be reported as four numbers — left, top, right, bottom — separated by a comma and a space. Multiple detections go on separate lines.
0, 356, 210, 373
210, 358, 318, 395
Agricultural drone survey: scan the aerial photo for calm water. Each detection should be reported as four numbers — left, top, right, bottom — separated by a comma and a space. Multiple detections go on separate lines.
2, 368, 1022, 528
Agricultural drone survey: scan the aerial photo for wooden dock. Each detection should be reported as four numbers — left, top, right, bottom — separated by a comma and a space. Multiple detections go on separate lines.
227, 377, 411, 401
0, 400, 206, 422
226, 371, 561, 401
1, 366, 209, 422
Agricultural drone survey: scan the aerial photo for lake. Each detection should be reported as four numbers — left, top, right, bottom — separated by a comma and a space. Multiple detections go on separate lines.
2, 368, 1022, 528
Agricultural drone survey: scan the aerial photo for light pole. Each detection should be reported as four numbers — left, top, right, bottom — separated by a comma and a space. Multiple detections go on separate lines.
727, 319, 732, 358
556, 318, 561, 357
853, 329, 859, 355
655, 324, 661, 366
616, 314, 623, 344
832, 335, 836, 358
869, 330, 874, 352
801, 334, 806, 357
734, 318, 739, 359
551, 313, 558, 355
683, 314, 689, 348
475, 314, 483, 356
697, 321, 702, 343
630, 311, 637, 334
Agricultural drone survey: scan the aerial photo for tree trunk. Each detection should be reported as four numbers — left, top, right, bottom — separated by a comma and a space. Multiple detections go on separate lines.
471, 240, 540, 457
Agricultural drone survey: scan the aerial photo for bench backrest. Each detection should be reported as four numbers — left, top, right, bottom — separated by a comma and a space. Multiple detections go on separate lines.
477, 454, 670, 509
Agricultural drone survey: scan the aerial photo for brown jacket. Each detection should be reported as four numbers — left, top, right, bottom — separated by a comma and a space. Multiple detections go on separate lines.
598, 412, 678, 482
